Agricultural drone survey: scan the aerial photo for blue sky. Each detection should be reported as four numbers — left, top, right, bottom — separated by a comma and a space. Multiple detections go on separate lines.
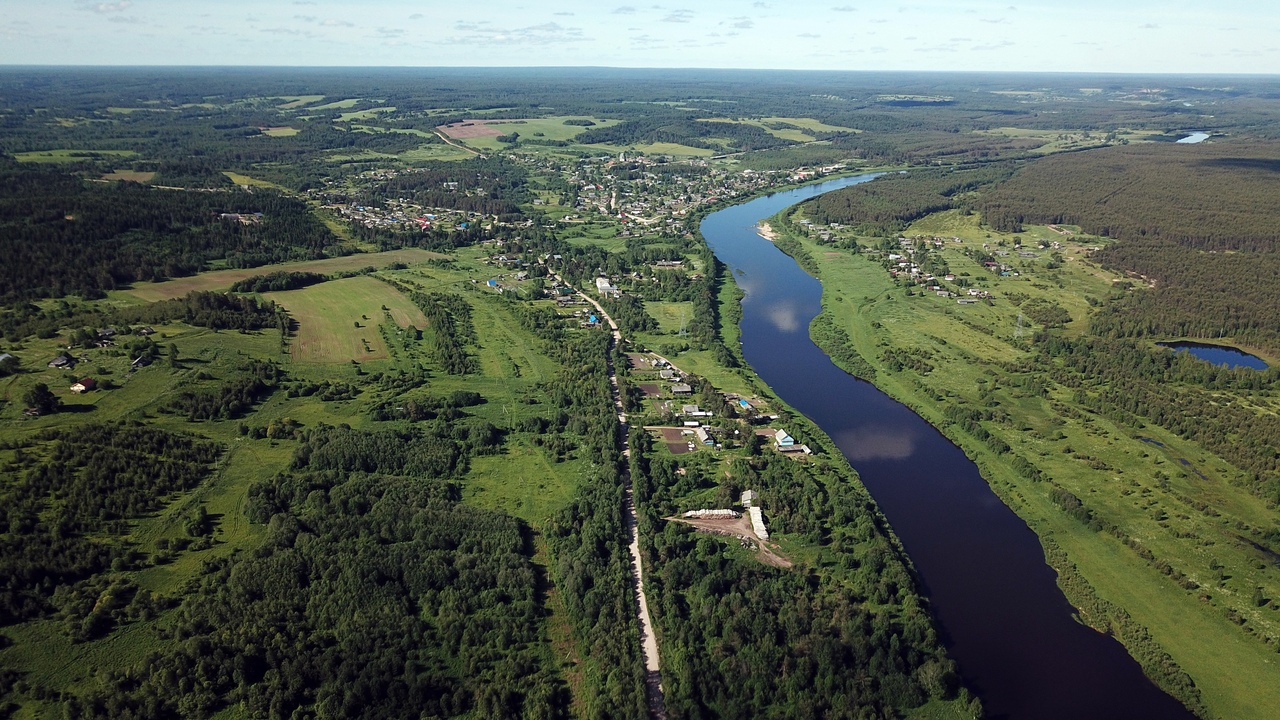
2, 0, 1277, 73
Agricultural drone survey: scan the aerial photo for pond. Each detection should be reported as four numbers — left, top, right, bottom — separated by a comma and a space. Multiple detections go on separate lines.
1159, 341, 1269, 370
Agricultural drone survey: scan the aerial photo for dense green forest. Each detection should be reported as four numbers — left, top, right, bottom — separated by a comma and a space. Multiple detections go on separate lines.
631, 433, 972, 719
63, 423, 566, 720
0, 159, 347, 300
806, 165, 1014, 235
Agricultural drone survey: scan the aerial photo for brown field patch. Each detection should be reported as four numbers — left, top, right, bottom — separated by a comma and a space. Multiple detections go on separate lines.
125, 249, 445, 302
639, 383, 661, 397
669, 515, 791, 567
667, 443, 692, 455
437, 119, 528, 139
264, 275, 429, 364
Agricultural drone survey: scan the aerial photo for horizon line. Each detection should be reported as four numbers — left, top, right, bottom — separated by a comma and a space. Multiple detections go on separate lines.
0, 64, 1278, 78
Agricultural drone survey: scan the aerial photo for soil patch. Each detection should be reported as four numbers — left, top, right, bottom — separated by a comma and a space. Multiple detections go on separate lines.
669, 515, 792, 568
437, 119, 528, 139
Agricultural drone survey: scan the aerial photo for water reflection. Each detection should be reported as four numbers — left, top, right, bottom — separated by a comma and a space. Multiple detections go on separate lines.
765, 301, 803, 332
838, 428, 917, 461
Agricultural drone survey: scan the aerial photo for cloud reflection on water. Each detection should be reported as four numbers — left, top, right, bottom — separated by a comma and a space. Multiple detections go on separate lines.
838, 427, 917, 461
765, 300, 801, 332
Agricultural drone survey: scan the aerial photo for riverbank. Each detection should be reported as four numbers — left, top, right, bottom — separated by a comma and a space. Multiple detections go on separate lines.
765, 205, 1280, 720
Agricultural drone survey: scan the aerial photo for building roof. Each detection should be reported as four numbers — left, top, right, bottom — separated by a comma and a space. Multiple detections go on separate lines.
671, 383, 693, 393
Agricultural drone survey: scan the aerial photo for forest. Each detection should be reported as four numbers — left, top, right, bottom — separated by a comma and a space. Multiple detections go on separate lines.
630, 432, 973, 719
63, 423, 565, 720
0, 159, 347, 301
806, 165, 1014, 236
975, 142, 1280, 352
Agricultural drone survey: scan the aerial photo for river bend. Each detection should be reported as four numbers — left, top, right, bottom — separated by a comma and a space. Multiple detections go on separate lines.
700, 176, 1197, 720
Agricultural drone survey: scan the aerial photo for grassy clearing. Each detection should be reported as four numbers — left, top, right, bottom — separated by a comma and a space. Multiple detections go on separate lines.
337, 107, 396, 122
465, 442, 584, 528
645, 301, 693, 334
259, 126, 299, 137
778, 208, 1280, 720
276, 95, 325, 109
399, 143, 475, 162
14, 149, 137, 163
265, 276, 427, 363
101, 170, 155, 182
125, 249, 443, 301
560, 222, 628, 252
699, 117, 815, 142
222, 171, 288, 190
310, 98, 362, 110
972, 127, 1165, 155
762, 116, 860, 134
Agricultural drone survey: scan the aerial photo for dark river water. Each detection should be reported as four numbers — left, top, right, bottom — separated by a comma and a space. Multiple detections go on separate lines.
1158, 341, 1269, 370
701, 176, 1197, 720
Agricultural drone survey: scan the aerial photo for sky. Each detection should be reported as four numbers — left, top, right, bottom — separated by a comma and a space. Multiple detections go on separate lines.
2, 0, 1277, 74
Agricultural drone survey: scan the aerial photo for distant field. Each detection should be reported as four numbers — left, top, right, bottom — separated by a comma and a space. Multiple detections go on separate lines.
310, 98, 363, 110
338, 107, 396, 122
222, 171, 288, 190
101, 170, 155, 182
762, 116, 860, 133
400, 143, 475, 162
265, 276, 427, 363
440, 117, 621, 150
125, 249, 444, 302
700, 118, 813, 142
14, 149, 137, 163
276, 95, 325, 109
259, 126, 299, 137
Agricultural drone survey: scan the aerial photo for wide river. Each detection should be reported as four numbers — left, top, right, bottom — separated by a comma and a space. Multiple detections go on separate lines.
700, 175, 1197, 720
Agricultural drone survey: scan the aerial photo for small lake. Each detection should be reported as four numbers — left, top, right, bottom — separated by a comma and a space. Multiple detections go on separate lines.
702, 175, 1197, 720
1176, 131, 1210, 144
1159, 341, 1269, 370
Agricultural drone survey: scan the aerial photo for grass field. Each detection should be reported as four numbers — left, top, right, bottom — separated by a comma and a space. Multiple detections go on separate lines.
309, 98, 362, 110
259, 126, 299, 137
14, 149, 137, 163
276, 95, 325, 109
399, 143, 475, 162
222, 171, 288, 190
776, 207, 1280, 720
337, 107, 396, 122
125, 249, 443, 301
264, 276, 428, 363
696, 115, 814, 140
101, 170, 155, 182
644, 301, 693, 335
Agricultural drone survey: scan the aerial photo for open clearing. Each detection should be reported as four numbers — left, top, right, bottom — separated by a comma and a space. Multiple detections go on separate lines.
276, 95, 325, 109
309, 98, 363, 110
14, 149, 137, 163
125, 248, 444, 301
101, 170, 155, 182
264, 275, 427, 363
259, 126, 299, 137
